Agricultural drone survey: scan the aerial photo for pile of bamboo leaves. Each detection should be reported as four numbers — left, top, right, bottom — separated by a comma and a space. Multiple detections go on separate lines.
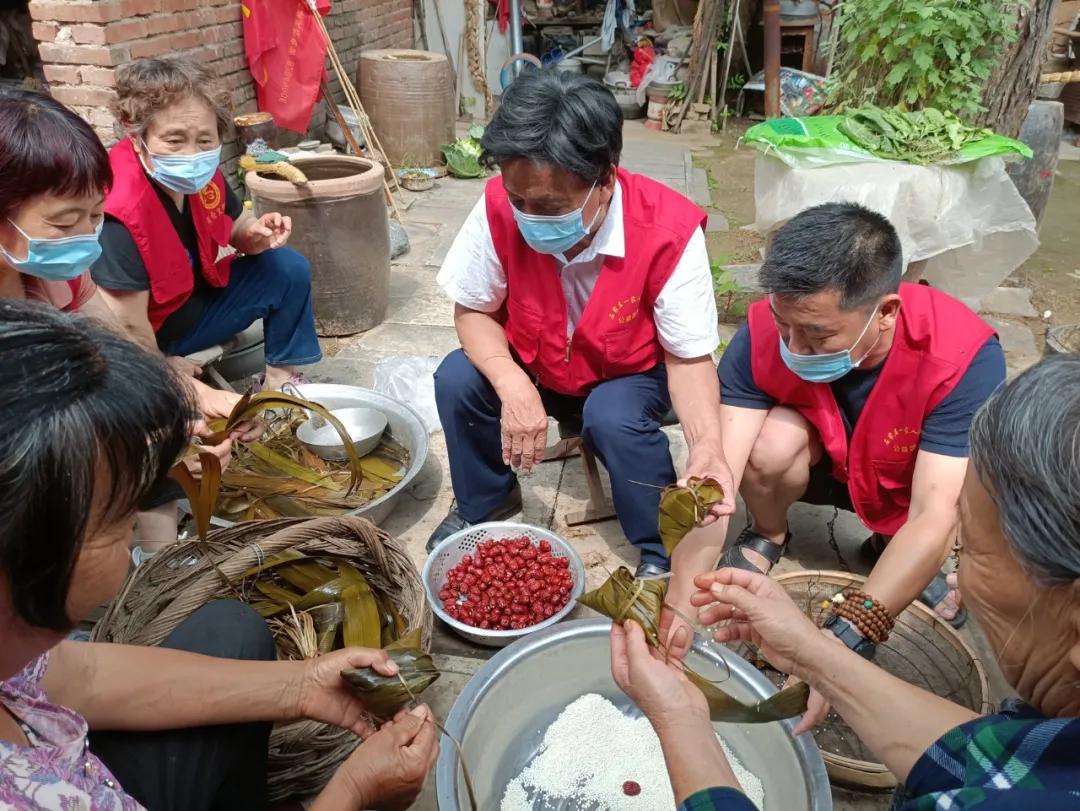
217, 413, 408, 522
175, 391, 409, 523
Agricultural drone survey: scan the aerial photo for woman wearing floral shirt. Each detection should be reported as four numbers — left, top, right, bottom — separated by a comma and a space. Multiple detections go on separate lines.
0, 303, 437, 810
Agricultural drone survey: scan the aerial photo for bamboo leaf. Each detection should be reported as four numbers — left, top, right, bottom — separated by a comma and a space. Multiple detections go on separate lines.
168, 451, 222, 542
342, 580, 382, 649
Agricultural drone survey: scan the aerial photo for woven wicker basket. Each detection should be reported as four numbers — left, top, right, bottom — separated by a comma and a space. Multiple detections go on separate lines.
734, 570, 991, 792
92, 516, 431, 803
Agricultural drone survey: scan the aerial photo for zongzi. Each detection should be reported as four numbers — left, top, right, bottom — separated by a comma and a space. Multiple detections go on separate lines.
578, 568, 808, 724
341, 628, 440, 719
658, 476, 725, 556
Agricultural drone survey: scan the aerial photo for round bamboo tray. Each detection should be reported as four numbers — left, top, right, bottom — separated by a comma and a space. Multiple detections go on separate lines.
739, 570, 991, 792
93, 516, 431, 804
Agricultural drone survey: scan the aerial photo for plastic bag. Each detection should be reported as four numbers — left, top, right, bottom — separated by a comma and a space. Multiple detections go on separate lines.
744, 115, 1031, 171
753, 154, 1039, 304
373, 357, 442, 433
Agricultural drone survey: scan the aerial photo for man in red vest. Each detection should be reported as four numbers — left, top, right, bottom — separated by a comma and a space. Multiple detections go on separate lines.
670, 203, 1004, 724
429, 70, 735, 577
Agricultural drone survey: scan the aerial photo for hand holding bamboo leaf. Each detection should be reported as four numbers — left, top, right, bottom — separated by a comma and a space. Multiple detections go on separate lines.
581, 567, 809, 723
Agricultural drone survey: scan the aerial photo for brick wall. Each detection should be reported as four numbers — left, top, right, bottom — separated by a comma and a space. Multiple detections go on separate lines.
28, 0, 414, 166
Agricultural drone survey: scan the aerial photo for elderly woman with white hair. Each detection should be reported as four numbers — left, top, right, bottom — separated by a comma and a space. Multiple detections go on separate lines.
612, 353, 1080, 810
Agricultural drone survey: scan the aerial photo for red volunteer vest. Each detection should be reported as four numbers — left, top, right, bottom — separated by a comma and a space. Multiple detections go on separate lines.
104, 139, 234, 331
748, 283, 994, 534
486, 168, 707, 397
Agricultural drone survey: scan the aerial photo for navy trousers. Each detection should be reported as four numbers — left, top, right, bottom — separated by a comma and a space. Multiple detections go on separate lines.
165, 247, 322, 367
434, 348, 676, 567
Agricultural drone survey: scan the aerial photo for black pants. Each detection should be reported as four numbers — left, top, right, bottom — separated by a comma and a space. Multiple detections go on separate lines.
90, 601, 275, 811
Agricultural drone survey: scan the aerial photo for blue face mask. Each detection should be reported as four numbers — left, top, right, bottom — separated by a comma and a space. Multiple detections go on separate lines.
143, 142, 222, 195
0, 219, 103, 281
511, 181, 601, 255
778, 306, 880, 383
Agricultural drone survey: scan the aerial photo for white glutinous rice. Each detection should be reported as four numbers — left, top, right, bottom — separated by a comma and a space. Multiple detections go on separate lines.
499, 693, 765, 810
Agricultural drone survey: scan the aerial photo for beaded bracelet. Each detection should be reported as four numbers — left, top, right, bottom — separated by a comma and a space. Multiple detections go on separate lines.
829, 589, 894, 644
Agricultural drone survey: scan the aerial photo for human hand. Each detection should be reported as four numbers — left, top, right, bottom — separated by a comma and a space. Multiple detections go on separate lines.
197, 386, 241, 421
187, 420, 233, 478
691, 568, 824, 678
657, 575, 696, 662
497, 376, 548, 473
682, 438, 736, 523
330, 705, 439, 810
296, 647, 399, 737
244, 212, 292, 253
610, 620, 709, 731
167, 355, 203, 378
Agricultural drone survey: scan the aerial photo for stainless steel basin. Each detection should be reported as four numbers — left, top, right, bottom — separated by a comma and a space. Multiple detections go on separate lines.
436, 618, 831, 810
190, 384, 429, 528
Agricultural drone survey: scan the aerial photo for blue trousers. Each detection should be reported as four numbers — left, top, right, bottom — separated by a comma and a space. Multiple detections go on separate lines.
434, 349, 677, 567
165, 247, 322, 367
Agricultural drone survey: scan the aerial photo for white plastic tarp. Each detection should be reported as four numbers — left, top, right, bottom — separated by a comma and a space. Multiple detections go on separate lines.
753, 154, 1039, 305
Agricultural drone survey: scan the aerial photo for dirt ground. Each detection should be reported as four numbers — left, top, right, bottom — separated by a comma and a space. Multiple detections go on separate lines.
693, 121, 1080, 341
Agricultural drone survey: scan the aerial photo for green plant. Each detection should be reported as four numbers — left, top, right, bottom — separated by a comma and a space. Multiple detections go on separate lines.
829, 0, 1019, 118
711, 262, 750, 323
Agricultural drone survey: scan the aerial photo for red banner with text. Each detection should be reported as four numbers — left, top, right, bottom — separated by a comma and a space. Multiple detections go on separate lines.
242, 0, 331, 134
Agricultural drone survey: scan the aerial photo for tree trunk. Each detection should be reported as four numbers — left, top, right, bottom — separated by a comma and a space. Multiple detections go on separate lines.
976, 0, 1057, 137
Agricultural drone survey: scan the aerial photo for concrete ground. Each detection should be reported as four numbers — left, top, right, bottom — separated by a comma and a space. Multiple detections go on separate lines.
302, 121, 1052, 810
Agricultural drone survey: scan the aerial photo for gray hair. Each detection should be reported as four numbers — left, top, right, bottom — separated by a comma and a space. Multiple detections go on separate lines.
969, 354, 1080, 583
759, 202, 903, 311
480, 69, 622, 185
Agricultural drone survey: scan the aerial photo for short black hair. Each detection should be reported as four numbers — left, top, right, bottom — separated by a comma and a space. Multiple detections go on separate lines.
759, 202, 903, 310
0, 89, 112, 223
481, 69, 622, 184
0, 301, 195, 630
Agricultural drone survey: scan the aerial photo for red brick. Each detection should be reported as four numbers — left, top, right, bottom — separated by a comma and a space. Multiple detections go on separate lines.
214, 5, 240, 23
29, 1, 122, 24
42, 63, 81, 84
104, 19, 149, 43
144, 12, 187, 36
69, 23, 107, 44
127, 36, 171, 59
37, 42, 118, 66
166, 29, 200, 50
119, 0, 160, 15
79, 66, 116, 87
50, 86, 117, 107
160, 0, 200, 11
31, 21, 59, 41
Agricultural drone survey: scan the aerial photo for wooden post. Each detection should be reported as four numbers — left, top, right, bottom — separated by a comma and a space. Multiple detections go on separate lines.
763, 0, 781, 118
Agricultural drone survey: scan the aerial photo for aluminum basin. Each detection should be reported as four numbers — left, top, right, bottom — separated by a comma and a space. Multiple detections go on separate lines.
191, 384, 428, 528
436, 618, 831, 811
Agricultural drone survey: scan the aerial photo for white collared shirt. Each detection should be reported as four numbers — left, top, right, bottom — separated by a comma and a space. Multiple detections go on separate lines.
436, 181, 720, 358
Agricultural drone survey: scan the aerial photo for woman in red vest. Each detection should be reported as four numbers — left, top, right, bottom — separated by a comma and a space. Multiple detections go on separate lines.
671, 202, 1005, 728
0, 88, 245, 558
91, 57, 321, 392
429, 71, 735, 577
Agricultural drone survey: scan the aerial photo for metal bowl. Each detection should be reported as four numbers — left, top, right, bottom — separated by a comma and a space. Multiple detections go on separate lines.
188, 385, 429, 529
436, 618, 832, 811
423, 522, 586, 647
296, 407, 388, 460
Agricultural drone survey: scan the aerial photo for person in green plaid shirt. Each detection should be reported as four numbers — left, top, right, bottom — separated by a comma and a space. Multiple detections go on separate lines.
611, 355, 1080, 810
